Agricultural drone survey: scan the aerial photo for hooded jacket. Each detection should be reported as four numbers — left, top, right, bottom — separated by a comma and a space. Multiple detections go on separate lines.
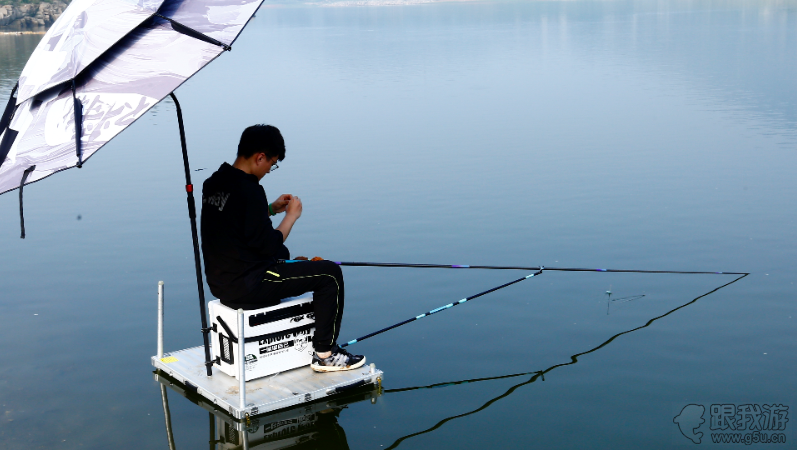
201, 162, 289, 301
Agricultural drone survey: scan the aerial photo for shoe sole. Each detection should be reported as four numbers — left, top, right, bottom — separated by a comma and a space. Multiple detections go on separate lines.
310, 356, 367, 373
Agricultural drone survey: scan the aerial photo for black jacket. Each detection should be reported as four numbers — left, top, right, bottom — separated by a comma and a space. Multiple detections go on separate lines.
201, 163, 289, 301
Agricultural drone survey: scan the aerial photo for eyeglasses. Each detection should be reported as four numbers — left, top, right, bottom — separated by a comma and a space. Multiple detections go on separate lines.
270, 160, 279, 172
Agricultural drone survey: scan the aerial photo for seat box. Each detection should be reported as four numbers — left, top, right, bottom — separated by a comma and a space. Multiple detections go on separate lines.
209, 296, 315, 381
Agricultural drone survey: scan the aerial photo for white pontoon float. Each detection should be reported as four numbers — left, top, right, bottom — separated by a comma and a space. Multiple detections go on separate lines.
155, 369, 381, 449
151, 282, 383, 420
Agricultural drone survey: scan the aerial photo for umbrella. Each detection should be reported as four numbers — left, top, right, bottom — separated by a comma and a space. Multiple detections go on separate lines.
0, 0, 259, 193
0, 0, 266, 375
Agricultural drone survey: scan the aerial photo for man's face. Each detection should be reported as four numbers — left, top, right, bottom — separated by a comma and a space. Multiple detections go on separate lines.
252, 152, 279, 180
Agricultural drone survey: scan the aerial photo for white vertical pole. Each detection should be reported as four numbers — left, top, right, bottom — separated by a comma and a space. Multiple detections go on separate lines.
237, 308, 246, 413
157, 281, 165, 359
242, 428, 250, 450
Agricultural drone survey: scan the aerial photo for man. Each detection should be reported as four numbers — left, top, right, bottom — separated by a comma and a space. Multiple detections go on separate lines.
201, 124, 365, 372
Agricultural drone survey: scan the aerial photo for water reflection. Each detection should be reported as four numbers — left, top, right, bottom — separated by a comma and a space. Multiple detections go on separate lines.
155, 370, 377, 450
383, 274, 748, 449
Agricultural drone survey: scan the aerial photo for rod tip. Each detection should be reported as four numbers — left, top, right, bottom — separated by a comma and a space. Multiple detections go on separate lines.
158, 281, 164, 286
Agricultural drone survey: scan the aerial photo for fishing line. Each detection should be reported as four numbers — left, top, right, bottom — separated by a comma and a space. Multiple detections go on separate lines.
339, 269, 544, 348
611, 294, 645, 303
381, 273, 748, 449
282, 260, 748, 275
605, 292, 645, 315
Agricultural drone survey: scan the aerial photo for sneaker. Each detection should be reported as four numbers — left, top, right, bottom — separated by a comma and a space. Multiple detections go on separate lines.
311, 346, 366, 372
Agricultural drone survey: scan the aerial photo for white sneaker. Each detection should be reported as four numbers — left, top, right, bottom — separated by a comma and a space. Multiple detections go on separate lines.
310, 346, 366, 372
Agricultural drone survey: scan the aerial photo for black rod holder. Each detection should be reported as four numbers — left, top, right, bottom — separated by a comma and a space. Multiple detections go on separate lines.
169, 92, 213, 377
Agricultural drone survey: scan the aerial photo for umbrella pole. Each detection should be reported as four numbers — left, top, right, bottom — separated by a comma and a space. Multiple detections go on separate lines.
169, 92, 213, 377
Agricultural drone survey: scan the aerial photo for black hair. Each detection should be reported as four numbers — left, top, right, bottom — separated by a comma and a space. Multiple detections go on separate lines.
237, 124, 286, 160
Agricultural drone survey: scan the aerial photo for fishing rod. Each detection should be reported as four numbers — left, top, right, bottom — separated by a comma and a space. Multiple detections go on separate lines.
340, 269, 544, 348
282, 260, 748, 275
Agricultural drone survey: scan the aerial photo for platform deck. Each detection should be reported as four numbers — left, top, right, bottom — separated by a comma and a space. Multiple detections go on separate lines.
151, 346, 383, 420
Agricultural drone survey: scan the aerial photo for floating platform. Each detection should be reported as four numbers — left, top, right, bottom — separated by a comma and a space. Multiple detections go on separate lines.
151, 345, 383, 420
155, 369, 382, 449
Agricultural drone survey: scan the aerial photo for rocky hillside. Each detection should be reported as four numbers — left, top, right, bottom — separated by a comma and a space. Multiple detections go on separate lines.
0, 1, 69, 29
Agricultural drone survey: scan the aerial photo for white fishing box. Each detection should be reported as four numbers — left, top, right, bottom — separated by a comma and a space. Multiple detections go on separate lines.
209, 296, 315, 381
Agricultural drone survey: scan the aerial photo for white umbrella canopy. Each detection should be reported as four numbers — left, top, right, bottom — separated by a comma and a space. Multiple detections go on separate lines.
15, 0, 166, 105
0, 0, 264, 195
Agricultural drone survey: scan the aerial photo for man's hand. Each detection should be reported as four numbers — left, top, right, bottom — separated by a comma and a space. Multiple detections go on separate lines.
285, 195, 302, 219
271, 194, 293, 214
276, 195, 302, 242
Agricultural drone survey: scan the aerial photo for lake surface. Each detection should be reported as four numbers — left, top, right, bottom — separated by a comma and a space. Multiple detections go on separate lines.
1, 0, 796, 448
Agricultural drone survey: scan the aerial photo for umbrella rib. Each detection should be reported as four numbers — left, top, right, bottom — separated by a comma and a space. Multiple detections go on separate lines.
0, 84, 19, 171
18, 164, 35, 239
71, 80, 84, 168
0, 82, 17, 137
154, 13, 231, 51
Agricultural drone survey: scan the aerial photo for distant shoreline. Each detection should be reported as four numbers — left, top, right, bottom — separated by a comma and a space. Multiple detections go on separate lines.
0, 30, 46, 35
0, 0, 485, 32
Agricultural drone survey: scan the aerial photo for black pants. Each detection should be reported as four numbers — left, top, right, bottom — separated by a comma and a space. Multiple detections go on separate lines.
223, 260, 344, 353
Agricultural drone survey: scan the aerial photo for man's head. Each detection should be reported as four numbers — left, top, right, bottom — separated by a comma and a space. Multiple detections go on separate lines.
238, 124, 285, 160
234, 125, 285, 180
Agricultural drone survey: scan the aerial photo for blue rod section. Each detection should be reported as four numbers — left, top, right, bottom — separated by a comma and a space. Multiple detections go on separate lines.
339, 269, 543, 348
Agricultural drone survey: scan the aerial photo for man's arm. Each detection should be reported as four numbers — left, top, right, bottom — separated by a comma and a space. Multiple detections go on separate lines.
243, 187, 286, 255
275, 196, 302, 242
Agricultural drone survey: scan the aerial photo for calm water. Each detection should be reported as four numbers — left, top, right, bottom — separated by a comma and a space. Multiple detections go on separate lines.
1, 1, 796, 448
